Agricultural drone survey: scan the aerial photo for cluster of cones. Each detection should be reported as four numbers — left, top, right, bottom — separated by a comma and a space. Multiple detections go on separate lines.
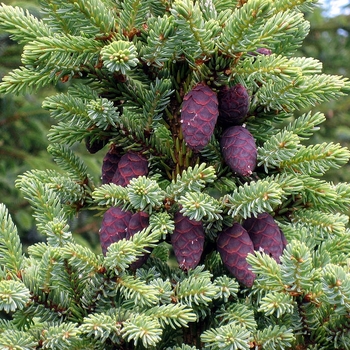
96, 51, 285, 286
181, 82, 256, 176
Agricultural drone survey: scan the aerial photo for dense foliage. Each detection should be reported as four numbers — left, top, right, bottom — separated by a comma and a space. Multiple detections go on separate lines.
0, 0, 350, 349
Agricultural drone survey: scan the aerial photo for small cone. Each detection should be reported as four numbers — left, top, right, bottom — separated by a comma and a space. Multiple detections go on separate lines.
221, 126, 257, 176
171, 212, 205, 271
218, 84, 249, 126
217, 223, 256, 287
112, 151, 148, 187
181, 83, 218, 151
101, 145, 121, 184
99, 206, 132, 255
243, 212, 284, 263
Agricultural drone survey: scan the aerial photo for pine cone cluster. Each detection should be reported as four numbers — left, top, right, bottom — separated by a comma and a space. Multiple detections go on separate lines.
99, 146, 150, 260
181, 82, 257, 176
102, 147, 148, 186
217, 213, 287, 287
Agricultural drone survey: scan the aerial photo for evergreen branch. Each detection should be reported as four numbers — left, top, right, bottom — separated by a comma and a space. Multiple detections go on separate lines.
127, 176, 166, 212
171, 0, 218, 58
150, 124, 174, 158
201, 322, 252, 350
321, 264, 350, 315
41, 322, 80, 349
143, 78, 174, 127
47, 144, 89, 183
280, 240, 318, 293
15, 178, 72, 245
298, 176, 339, 211
15, 169, 86, 207
48, 122, 102, 146
117, 108, 148, 146
254, 325, 295, 350
43, 93, 91, 125
224, 180, 284, 219
258, 291, 295, 318
333, 182, 350, 213
0, 67, 59, 95
213, 276, 239, 303
236, 55, 322, 86
117, 275, 160, 307
65, 0, 116, 34
273, 0, 319, 14
216, 304, 257, 330
0, 204, 24, 278
0, 280, 31, 313
142, 16, 178, 67
0, 329, 37, 349
0, 3, 52, 44
104, 227, 161, 272
149, 212, 175, 239
122, 314, 162, 348
280, 142, 350, 176
92, 184, 129, 207
148, 278, 173, 304
119, 0, 149, 35
198, 0, 217, 20
145, 304, 197, 329
256, 74, 349, 112
284, 111, 326, 140
317, 233, 350, 267
22, 34, 102, 68
166, 164, 217, 200
263, 173, 304, 197
257, 130, 301, 172
41, 0, 115, 36
174, 274, 219, 308
61, 243, 102, 278
246, 252, 283, 290
178, 192, 223, 221
220, 5, 308, 55
267, 11, 310, 55
218, 0, 273, 54
86, 98, 120, 129
79, 313, 121, 343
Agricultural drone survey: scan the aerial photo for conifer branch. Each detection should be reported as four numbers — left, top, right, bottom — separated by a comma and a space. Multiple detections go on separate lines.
122, 314, 162, 347
0, 3, 52, 44
224, 180, 284, 219
22, 34, 103, 68
254, 325, 295, 349
0, 204, 24, 278
216, 304, 257, 330
201, 322, 252, 350
0, 280, 30, 313
280, 142, 350, 176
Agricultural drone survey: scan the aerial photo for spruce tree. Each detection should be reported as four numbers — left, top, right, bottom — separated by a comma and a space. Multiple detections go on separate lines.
0, 0, 350, 349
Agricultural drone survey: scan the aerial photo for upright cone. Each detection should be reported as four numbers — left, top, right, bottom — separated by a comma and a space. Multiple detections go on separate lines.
180, 83, 218, 151
171, 212, 205, 271
217, 223, 256, 287
243, 212, 285, 263
99, 206, 132, 255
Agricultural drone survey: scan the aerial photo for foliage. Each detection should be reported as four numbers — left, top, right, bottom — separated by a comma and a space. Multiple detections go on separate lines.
0, 0, 350, 349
